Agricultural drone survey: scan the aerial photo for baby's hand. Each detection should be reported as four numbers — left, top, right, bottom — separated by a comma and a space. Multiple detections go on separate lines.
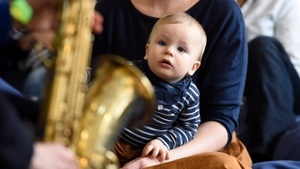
142, 139, 170, 162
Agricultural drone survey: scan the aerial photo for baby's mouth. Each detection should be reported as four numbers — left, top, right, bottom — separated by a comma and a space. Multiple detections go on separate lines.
160, 59, 172, 67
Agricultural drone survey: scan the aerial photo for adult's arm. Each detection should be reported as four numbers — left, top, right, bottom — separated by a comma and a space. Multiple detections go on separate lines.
167, 121, 227, 160
0, 80, 79, 169
193, 0, 247, 147
0, 91, 34, 169
121, 122, 227, 169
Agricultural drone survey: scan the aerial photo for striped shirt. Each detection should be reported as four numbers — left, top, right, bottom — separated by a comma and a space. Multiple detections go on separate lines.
119, 60, 201, 149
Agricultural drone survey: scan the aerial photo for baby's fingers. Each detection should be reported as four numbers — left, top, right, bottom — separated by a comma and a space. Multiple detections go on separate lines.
158, 150, 169, 162
142, 145, 153, 157
150, 148, 160, 158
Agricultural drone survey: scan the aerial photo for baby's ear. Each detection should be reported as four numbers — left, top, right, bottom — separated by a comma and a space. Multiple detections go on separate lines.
144, 44, 149, 60
187, 61, 201, 76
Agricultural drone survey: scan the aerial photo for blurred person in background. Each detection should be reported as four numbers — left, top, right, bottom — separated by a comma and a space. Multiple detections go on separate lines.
236, 0, 300, 163
0, 0, 103, 168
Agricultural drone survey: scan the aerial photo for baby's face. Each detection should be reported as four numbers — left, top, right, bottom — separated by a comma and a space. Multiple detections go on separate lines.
145, 23, 203, 83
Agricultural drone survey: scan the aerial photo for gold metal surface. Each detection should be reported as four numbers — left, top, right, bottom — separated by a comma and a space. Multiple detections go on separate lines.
77, 55, 155, 168
39, 0, 155, 168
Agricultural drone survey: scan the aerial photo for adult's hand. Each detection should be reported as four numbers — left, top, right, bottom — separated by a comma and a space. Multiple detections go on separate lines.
17, 0, 103, 51
122, 156, 161, 169
25, 0, 103, 34
92, 11, 104, 34
25, 0, 58, 31
29, 143, 78, 169
18, 11, 103, 51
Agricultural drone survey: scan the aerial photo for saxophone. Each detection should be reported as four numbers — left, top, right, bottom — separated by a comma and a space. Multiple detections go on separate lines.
39, 0, 155, 168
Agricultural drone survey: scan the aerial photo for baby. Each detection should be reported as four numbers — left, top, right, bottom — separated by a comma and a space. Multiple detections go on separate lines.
114, 12, 207, 167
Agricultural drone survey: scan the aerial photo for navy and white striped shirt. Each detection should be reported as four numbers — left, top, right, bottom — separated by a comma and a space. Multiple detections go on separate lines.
119, 60, 201, 150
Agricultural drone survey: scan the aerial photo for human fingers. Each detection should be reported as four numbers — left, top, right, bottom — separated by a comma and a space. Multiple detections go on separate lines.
142, 144, 153, 157
34, 31, 55, 50
157, 149, 166, 162
122, 156, 160, 169
121, 157, 142, 169
139, 157, 161, 169
26, 0, 58, 31
19, 30, 55, 51
149, 147, 160, 158
92, 11, 104, 34
158, 150, 170, 162
55, 145, 78, 168
45, 144, 78, 169
165, 151, 170, 160
30, 143, 78, 169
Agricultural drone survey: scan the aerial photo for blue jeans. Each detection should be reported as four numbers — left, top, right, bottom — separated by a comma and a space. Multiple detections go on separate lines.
242, 36, 300, 162
253, 161, 300, 169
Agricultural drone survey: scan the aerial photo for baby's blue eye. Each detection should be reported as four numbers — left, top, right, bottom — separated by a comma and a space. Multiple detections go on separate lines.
158, 41, 167, 46
178, 47, 186, 52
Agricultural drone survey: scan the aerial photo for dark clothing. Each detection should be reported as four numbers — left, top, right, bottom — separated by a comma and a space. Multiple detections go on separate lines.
119, 60, 200, 149
0, 0, 10, 45
0, 0, 49, 100
0, 2, 36, 168
0, 78, 36, 169
243, 36, 300, 162
273, 123, 300, 161
93, 0, 248, 145
0, 29, 30, 93
0, 1, 29, 90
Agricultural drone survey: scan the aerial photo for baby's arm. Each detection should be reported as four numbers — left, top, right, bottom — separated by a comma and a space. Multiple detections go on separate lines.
156, 83, 201, 149
142, 139, 170, 162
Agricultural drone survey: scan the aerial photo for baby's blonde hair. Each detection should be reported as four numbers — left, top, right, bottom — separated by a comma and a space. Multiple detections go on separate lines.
148, 12, 207, 61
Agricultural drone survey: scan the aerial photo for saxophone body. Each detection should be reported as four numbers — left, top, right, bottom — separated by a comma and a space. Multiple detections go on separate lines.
39, 0, 155, 168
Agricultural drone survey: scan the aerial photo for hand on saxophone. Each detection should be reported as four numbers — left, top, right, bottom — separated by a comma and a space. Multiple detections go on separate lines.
15, 0, 104, 51
24, 0, 104, 34
29, 143, 78, 169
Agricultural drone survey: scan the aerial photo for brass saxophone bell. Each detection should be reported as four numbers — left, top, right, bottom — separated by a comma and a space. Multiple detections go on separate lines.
75, 55, 155, 169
